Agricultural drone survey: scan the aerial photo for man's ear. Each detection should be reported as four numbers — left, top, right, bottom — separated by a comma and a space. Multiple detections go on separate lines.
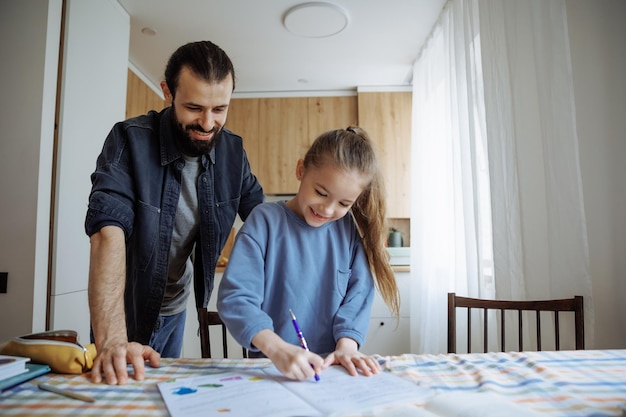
295, 159, 305, 180
160, 80, 173, 104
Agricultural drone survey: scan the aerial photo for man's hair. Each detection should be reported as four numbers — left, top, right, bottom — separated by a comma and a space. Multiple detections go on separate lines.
164, 40, 235, 98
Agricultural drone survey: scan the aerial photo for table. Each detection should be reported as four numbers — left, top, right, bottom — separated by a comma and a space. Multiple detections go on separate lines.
0, 350, 624, 416
384, 349, 626, 416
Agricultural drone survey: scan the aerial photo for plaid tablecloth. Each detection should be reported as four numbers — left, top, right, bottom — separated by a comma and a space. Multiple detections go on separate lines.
382, 349, 626, 416
0, 350, 624, 416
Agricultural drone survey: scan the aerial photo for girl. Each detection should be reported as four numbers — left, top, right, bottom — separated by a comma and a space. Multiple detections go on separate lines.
217, 126, 399, 380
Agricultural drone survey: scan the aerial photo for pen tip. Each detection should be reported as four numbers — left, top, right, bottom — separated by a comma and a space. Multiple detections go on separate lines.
289, 309, 296, 319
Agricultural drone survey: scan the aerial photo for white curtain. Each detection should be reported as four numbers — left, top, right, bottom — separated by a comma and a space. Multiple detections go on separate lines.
410, 0, 594, 354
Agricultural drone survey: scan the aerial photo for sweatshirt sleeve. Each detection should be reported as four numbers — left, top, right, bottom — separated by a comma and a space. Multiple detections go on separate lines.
217, 214, 274, 352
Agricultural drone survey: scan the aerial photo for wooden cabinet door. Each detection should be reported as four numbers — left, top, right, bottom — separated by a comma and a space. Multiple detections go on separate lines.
357, 92, 412, 218
257, 97, 309, 193
125, 69, 165, 118
227, 95, 359, 195
307, 96, 358, 138
225, 98, 261, 176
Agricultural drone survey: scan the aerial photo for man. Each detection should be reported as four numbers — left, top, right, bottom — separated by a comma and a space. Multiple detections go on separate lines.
85, 41, 264, 385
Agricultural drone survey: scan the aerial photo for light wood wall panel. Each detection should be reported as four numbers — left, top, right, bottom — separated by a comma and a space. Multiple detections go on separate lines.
225, 98, 261, 175
227, 96, 358, 194
125, 69, 166, 119
258, 97, 309, 193
307, 96, 358, 138
357, 92, 412, 218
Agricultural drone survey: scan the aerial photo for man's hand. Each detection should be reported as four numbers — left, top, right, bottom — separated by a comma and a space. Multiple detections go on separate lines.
89, 226, 162, 385
90, 341, 161, 385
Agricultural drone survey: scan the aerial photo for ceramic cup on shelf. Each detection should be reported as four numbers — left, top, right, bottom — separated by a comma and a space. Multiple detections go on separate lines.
387, 229, 403, 247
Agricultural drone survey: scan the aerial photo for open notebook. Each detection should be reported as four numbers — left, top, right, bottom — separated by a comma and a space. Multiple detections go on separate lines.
158, 365, 432, 417
158, 365, 543, 417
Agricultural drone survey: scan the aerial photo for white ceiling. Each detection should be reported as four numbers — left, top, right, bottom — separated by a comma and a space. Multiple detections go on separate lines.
116, 0, 446, 96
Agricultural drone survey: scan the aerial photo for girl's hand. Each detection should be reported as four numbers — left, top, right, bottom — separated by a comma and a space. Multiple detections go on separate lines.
323, 337, 381, 376
270, 343, 323, 381
252, 329, 323, 381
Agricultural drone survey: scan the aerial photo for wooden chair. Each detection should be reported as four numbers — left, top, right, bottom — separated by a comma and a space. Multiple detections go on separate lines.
197, 309, 247, 358
447, 293, 584, 354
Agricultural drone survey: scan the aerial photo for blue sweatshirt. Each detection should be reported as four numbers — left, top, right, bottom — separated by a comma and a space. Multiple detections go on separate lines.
217, 201, 375, 356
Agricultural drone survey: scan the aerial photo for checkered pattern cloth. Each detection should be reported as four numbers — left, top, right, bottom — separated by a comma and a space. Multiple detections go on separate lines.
380, 349, 626, 416
0, 351, 624, 416
0, 358, 271, 416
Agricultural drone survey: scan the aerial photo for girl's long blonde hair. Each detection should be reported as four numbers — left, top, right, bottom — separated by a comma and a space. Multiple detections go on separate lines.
302, 126, 400, 317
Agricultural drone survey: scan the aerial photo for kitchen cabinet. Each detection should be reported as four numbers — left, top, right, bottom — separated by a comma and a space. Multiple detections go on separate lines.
257, 97, 310, 192
227, 96, 358, 194
357, 92, 412, 218
307, 96, 359, 134
223, 97, 262, 176
125, 69, 165, 118
361, 271, 411, 355
228, 93, 411, 217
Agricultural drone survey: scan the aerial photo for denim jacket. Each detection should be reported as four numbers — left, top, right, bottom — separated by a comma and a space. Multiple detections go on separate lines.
84, 107, 264, 344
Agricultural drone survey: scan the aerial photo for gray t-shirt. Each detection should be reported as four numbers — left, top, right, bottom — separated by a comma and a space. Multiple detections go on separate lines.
161, 154, 202, 315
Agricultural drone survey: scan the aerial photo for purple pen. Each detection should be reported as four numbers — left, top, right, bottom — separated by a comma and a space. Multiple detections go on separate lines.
289, 309, 320, 381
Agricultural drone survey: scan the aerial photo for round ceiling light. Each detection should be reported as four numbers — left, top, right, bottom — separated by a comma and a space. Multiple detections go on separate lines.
283, 2, 349, 38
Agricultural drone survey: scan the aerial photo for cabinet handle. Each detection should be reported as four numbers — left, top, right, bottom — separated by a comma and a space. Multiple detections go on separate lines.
379, 321, 385, 326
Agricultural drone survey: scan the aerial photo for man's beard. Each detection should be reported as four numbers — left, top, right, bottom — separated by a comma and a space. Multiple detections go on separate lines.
171, 106, 222, 156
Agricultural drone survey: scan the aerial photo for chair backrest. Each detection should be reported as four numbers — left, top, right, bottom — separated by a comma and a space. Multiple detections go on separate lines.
447, 293, 584, 354
197, 309, 247, 359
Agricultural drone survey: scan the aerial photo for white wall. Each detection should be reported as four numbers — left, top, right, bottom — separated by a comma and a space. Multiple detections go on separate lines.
0, 0, 62, 339
0, 0, 129, 344
567, 0, 626, 349
50, 0, 129, 343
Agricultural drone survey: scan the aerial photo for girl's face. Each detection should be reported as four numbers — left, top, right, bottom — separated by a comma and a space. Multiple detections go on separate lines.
287, 159, 369, 227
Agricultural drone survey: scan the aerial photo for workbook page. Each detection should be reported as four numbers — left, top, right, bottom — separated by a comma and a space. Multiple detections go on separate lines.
158, 369, 322, 417
264, 365, 434, 416
158, 366, 434, 417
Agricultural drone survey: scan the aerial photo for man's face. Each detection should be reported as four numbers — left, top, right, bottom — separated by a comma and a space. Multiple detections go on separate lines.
161, 66, 233, 155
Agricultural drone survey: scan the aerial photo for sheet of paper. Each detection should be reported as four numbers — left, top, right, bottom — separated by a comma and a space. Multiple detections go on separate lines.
263, 365, 435, 416
158, 366, 434, 417
158, 369, 322, 417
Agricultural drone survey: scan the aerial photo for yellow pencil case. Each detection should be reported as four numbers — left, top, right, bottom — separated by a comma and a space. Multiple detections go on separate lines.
0, 330, 97, 374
